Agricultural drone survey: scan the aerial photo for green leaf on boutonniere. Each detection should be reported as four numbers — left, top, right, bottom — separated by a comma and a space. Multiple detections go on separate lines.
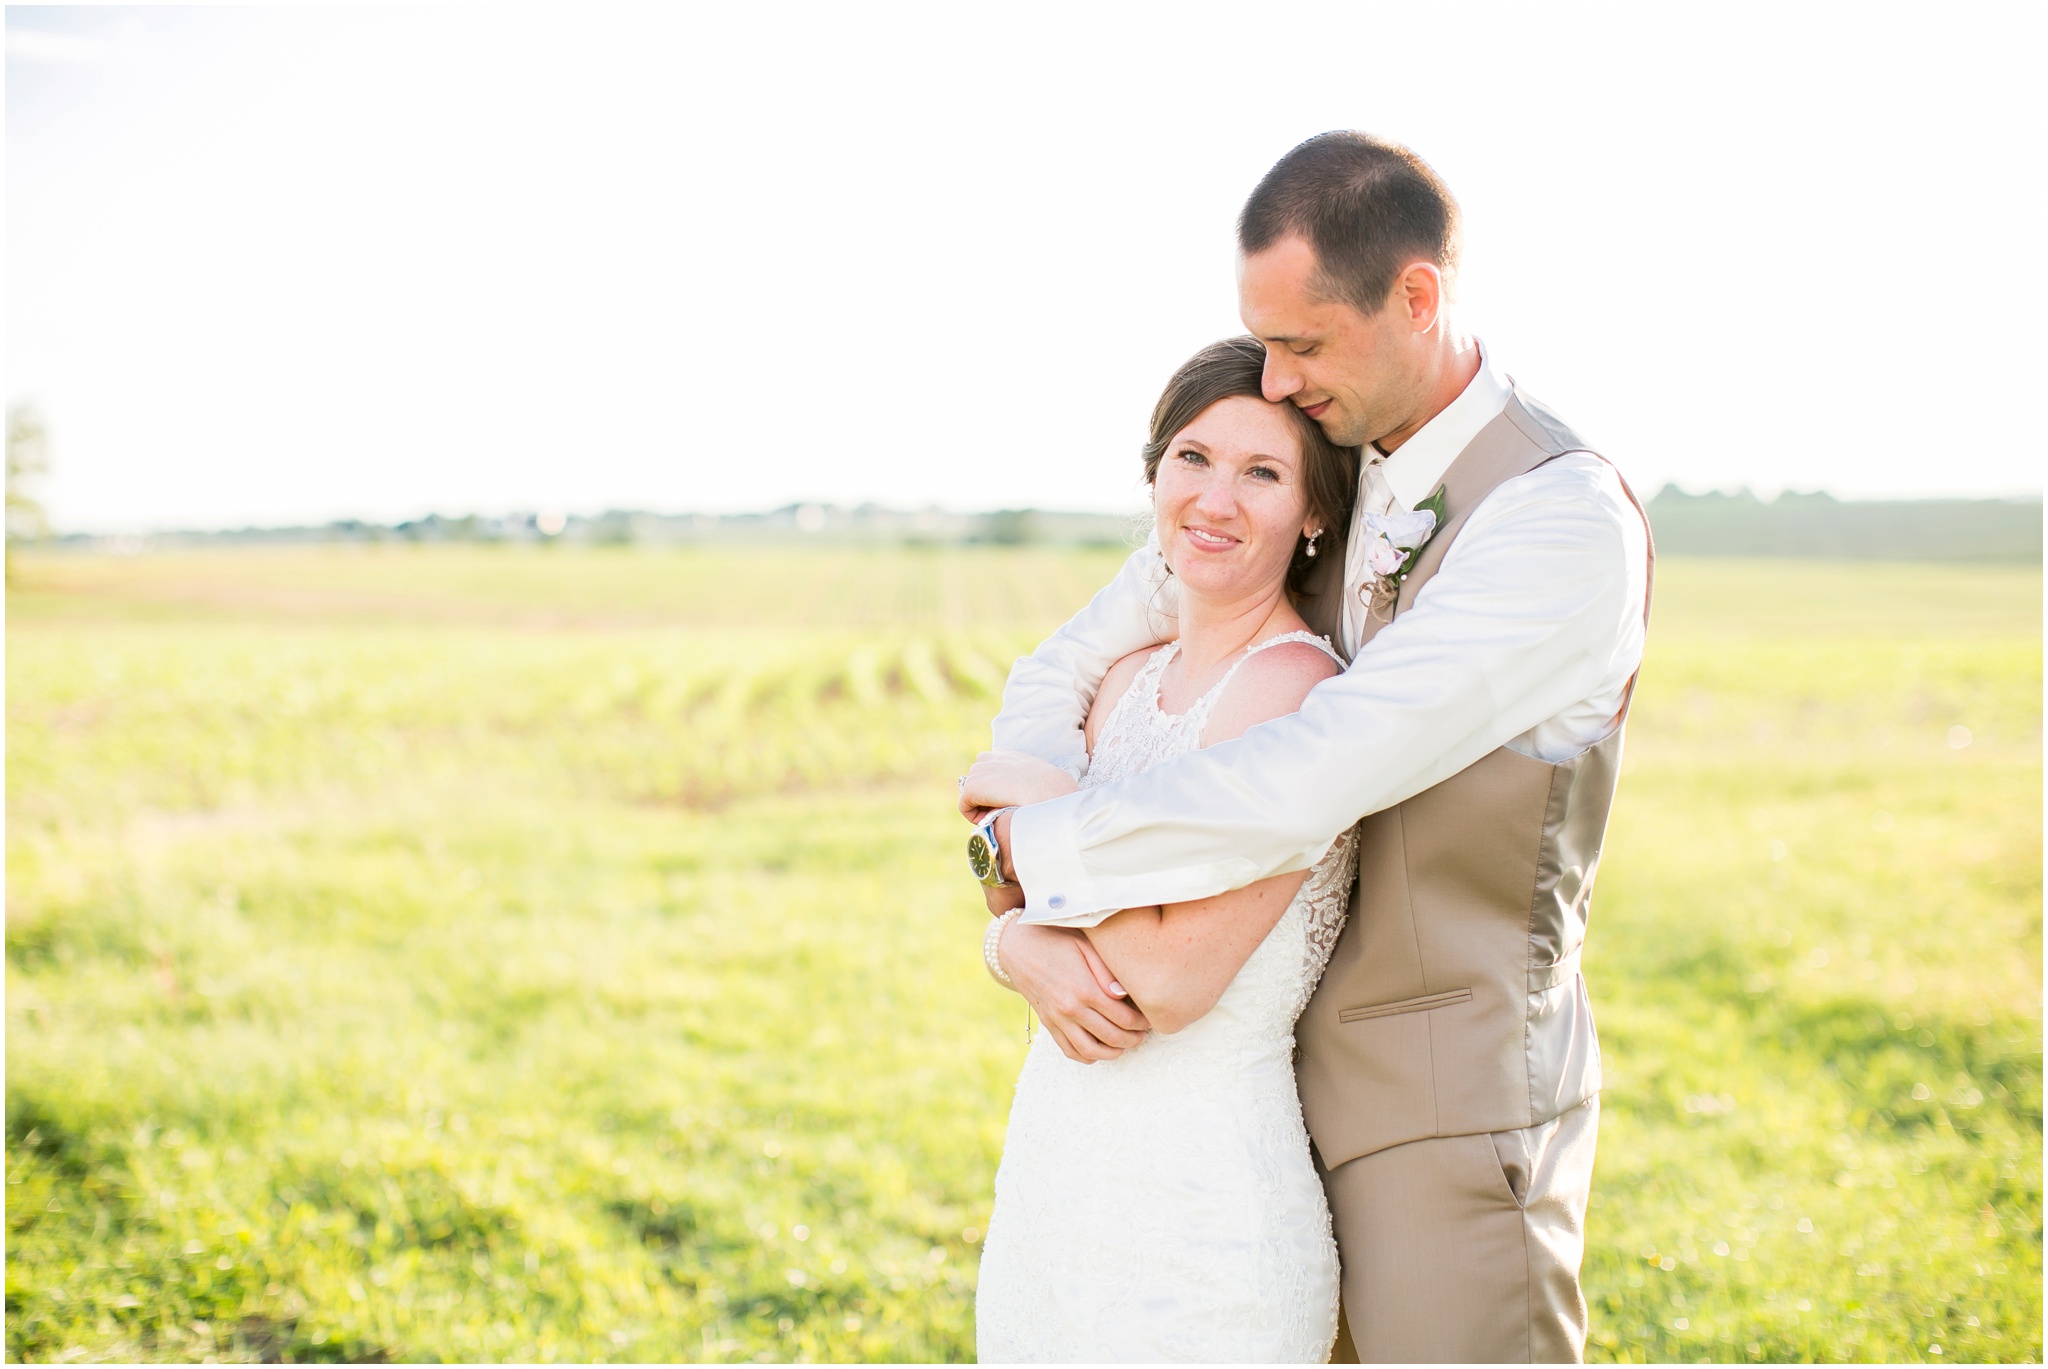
1393, 486, 1449, 581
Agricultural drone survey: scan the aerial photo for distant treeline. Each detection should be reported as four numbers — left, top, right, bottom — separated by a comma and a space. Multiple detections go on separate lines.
1646, 487, 2041, 562
51, 489, 2044, 563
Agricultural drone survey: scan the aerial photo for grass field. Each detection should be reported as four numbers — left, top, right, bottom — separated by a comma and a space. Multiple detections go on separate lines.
6, 545, 2040, 1364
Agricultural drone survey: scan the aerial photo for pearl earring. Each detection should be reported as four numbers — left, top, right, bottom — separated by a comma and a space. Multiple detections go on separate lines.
1305, 530, 1321, 558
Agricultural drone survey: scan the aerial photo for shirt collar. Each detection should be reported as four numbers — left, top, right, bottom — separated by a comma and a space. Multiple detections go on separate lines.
1372, 337, 1511, 510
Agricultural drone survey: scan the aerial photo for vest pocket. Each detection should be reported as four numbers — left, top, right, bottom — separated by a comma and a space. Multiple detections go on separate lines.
1337, 986, 1473, 1023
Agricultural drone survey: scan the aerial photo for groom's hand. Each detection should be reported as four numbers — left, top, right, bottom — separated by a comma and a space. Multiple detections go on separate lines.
960, 750, 1080, 819
1000, 922, 1150, 1062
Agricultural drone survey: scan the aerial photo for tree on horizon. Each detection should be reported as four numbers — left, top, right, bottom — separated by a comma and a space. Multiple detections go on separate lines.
7, 402, 50, 581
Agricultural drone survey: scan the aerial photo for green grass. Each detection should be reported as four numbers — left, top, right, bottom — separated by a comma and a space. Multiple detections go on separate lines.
6, 547, 2040, 1363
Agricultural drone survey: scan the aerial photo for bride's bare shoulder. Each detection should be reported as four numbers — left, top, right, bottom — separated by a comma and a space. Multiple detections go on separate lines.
1201, 638, 1342, 746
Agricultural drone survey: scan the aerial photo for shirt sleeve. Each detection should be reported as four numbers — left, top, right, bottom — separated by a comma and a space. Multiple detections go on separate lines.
1011, 460, 1648, 925
987, 533, 1177, 779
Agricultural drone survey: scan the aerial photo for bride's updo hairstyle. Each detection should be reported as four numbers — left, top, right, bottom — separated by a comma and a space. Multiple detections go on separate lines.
1142, 336, 1359, 594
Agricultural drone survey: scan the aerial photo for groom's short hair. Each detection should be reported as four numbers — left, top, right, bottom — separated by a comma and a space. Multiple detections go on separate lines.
1239, 132, 1463, 316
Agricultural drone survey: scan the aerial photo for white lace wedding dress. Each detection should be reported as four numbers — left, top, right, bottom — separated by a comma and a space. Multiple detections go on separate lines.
975, 632, 1359, 1363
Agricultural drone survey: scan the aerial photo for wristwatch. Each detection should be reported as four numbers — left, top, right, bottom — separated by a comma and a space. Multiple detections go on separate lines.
967, 807, 1017, 888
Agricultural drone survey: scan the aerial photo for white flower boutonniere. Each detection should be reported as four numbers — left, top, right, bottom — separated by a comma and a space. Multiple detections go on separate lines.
1360, 487, 1448, 620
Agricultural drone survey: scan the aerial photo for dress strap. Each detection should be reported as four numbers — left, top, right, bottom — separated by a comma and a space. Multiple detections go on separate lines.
1099, 641, 1181, 739
1245, 629, 1345, 668
1141, 640, 1182, 675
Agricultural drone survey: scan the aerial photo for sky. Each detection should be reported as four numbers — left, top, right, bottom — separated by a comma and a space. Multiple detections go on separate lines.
7, 3, 2045, 533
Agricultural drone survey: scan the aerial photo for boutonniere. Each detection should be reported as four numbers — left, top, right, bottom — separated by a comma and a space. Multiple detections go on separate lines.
1360, 487, 1448, 620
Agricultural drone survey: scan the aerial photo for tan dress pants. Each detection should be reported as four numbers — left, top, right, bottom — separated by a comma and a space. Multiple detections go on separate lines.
1325, 1095, 1598, 1363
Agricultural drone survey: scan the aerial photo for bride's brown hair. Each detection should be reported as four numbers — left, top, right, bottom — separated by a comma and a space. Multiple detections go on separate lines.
1142, 336, 1359, 594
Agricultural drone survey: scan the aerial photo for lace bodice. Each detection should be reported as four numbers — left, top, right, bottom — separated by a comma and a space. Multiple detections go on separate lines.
976, 630, 1358, 1362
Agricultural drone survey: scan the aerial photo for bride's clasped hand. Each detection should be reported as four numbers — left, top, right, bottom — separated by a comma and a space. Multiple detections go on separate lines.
959, 748, 1076, 823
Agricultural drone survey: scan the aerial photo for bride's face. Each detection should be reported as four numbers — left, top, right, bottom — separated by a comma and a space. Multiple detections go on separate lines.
1153, 394, 1317, 602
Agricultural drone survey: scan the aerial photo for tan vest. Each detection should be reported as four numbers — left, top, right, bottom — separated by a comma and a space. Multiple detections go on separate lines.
1292, 388, 1654, 1171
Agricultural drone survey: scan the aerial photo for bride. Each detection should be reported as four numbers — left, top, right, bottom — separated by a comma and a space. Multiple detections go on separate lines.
963, 336, 1362, 1362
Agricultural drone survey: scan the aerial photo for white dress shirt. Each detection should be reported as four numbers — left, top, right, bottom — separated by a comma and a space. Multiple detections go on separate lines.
994, 341, 1649, 926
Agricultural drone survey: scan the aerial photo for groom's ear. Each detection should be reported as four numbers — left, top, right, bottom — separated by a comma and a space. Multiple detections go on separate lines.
1388, 261, 1445, 334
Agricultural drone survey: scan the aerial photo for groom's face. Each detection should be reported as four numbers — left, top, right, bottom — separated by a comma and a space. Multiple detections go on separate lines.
1238, 234, 1421, 450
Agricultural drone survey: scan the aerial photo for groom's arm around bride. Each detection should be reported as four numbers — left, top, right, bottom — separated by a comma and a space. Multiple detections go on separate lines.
963, 133, 1651, 1363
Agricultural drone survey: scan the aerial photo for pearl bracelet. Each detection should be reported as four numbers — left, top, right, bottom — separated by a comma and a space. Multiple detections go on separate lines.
984, 907, 1025, 988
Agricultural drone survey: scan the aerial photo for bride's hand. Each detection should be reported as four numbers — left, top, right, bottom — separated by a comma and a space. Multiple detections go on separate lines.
999, 922, 1150, 1062
959, 750, 1080, 821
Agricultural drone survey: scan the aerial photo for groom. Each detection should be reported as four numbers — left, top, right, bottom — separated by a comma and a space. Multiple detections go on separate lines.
964, 132, 1652, 1362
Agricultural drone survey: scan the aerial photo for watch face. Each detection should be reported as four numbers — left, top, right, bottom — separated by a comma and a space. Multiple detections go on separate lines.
967, 831, 996, 883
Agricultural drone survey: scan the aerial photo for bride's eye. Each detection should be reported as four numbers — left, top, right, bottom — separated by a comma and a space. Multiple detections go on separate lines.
1247, 465, 1280, 482
1177, 450, 1208, 467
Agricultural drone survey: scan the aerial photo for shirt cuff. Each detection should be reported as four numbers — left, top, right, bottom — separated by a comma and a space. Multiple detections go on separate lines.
1010, 792, 1280, 925
1008, 791, 1114, 927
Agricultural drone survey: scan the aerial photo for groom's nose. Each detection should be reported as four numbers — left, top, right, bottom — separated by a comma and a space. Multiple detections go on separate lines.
1261, 353, 1302, 404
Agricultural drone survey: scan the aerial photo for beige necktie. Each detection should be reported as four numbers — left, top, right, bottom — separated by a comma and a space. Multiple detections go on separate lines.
1341, 458, 1400, 656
